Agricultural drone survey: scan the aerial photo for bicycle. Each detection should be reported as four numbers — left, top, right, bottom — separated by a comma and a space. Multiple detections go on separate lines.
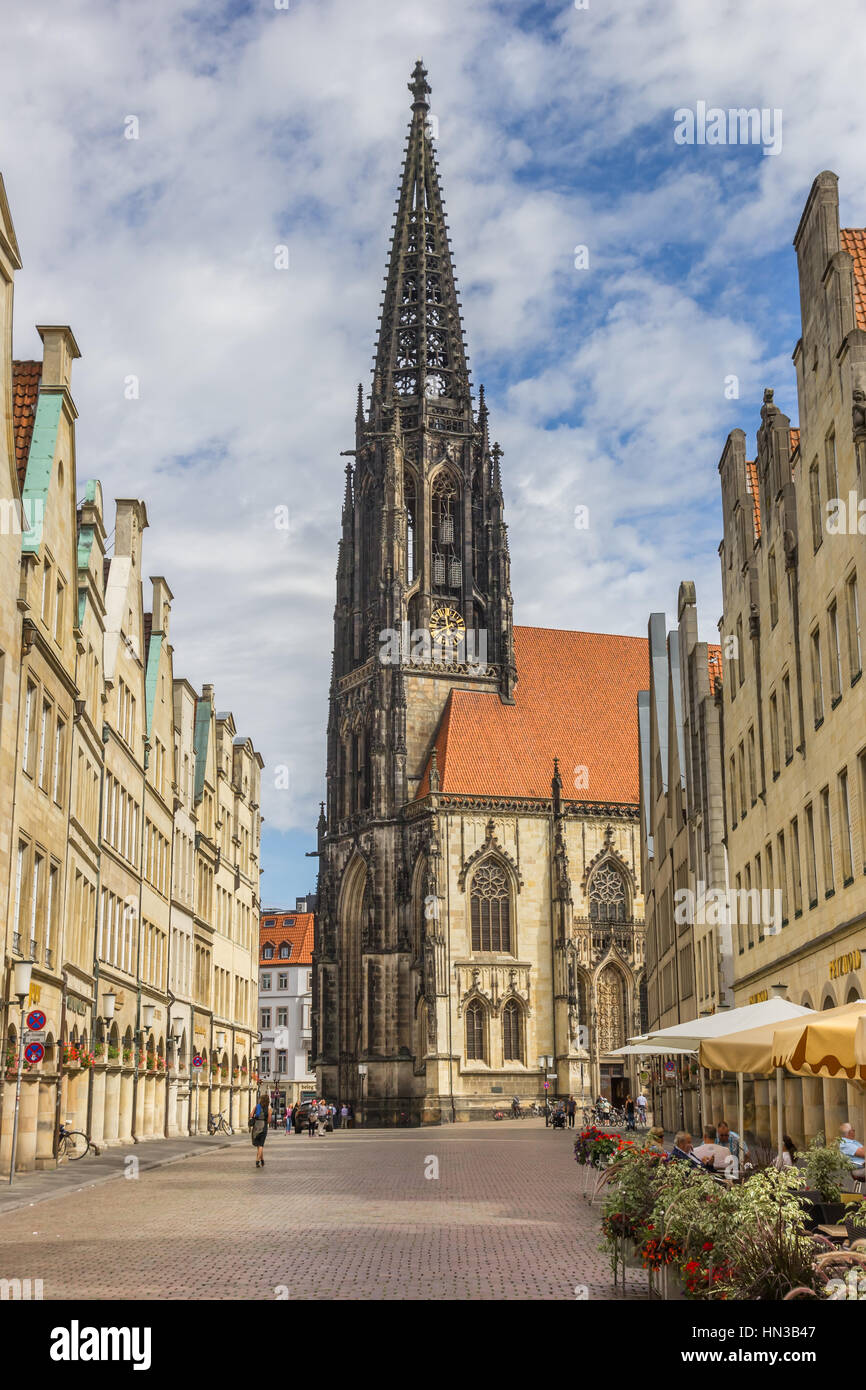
57, 1122, 99, 1160
207, 1111, 233, 1136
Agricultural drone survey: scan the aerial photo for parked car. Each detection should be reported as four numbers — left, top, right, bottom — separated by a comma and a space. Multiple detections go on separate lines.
292, 1101, 316, 1132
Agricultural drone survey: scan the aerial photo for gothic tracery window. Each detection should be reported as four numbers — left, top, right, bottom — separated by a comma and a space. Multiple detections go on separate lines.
596, 964, 628, 1054
405, 473, 417, 582
470, 861, 511, 953
588, 862, 628, 924
465, 999, 485, 1061
432, 472, 461, 592
502, 999, 522, 1062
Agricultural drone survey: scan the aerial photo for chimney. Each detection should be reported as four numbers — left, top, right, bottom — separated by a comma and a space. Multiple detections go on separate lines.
202, 683, 214, 704
36, 325, 81, 391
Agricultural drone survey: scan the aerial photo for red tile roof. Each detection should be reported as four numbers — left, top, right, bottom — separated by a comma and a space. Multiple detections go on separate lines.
745, 460, 761, 540
259, 911, 314, 966
840, 228, 866, 331
789, 427, 800, 456
12, 360, 41, 491
707, 644, 722, 691
417, 625, 648, 805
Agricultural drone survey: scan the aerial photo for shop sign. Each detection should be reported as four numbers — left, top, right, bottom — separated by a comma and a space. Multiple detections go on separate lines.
65, 993, 90, 1016
749, 989, 769, 1004
829, 949, 861, 980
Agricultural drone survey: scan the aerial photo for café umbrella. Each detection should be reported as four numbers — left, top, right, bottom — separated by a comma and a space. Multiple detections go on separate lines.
699, 1009, 818, 1160
770, 1000, 866, 1148
646, 997, 811, 1141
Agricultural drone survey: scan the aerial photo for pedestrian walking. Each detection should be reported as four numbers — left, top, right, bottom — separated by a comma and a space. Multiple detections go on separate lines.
250, 1093, 270, 1168
308, 1099, 319, 1137
340, 1102, 349, 1129
637, 1092, 648, 1126
317, 1099, 330, 1133
567, 1095, 576, 1128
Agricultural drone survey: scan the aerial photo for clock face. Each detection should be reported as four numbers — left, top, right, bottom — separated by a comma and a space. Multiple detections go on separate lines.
430, 605, 466, 645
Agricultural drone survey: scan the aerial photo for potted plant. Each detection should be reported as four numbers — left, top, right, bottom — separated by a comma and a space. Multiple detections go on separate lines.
800, 1133, 854, 1225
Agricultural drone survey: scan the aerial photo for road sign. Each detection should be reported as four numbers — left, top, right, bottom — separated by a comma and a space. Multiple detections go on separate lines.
25, 1042, 44, 1065
192, 1055, 203, 1068
543, 1081, 549, 1089
546, 1072, 557, 1078
26, 1009, 46, 1032
24, 1030, 46, 1043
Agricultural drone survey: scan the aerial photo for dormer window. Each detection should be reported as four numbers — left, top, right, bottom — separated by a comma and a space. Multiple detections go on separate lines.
263, 944, 274, 960
279, 943, 291, 959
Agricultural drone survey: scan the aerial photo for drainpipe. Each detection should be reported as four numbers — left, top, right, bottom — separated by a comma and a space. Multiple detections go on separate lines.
0, 605, 30, 1152
163, 790, 178, 1139
445, 811, 455, 1124
131, 739, 149, 1143
84, 727, 107, 1147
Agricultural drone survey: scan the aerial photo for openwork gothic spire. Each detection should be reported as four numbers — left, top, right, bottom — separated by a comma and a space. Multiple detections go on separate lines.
370, 60, 471, 416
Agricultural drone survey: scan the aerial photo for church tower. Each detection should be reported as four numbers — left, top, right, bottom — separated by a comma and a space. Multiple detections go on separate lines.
315, 61, 516, 1119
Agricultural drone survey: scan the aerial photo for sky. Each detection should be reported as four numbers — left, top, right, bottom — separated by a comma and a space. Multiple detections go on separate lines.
2, 0, 865, 906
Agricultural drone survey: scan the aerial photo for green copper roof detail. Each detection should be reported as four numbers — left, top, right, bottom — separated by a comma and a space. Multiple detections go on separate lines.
193, 697, 211, 805
20, 391, 63, 554
145, 632, 163, 737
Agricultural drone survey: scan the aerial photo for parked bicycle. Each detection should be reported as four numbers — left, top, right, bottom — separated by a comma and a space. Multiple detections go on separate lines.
207, 1111, 233, 1136
57, 1122, 99, 1161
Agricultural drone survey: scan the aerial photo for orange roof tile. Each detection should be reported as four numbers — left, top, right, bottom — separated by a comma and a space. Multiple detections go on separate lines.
417, 625, 648, 805
259, 911, 314, 965
12, 360, 41, 491
745, 459, 761, 540
841, 228, 866, 331
707, 644, 722, 691
789, 427, 800, 456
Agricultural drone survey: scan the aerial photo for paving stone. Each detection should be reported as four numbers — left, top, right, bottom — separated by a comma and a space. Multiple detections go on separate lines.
0, 1121, 647, 1301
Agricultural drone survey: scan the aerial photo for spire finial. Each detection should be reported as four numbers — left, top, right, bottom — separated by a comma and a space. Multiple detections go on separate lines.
409, 58, 431, 109
491, 440, 503, 493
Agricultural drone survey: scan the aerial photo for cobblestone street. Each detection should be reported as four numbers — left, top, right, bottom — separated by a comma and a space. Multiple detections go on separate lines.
0, 1121, 646, 1301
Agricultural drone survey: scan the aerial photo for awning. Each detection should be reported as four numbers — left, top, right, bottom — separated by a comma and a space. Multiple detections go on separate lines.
645, 997, 812, 1053
772, 999, 866, 1081
610, 1043, 696, 1057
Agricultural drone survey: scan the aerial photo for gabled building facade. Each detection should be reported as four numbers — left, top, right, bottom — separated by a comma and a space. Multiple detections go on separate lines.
0, 168, 263, 1172
716, 171, 866, 1145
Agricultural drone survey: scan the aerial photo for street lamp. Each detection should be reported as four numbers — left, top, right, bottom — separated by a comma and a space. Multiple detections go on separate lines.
8, 959, 34, 1185
357, 1063, 368, 1127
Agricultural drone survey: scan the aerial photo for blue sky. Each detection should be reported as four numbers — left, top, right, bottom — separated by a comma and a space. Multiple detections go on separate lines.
2, 0, 864, 905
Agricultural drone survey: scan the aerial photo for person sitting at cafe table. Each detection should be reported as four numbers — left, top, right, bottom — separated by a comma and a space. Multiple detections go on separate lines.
671, 1131, 705, 1168
839, 1122, 865, 1160
693, 1125, 732, 1172
716, 1119, 747, 1159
